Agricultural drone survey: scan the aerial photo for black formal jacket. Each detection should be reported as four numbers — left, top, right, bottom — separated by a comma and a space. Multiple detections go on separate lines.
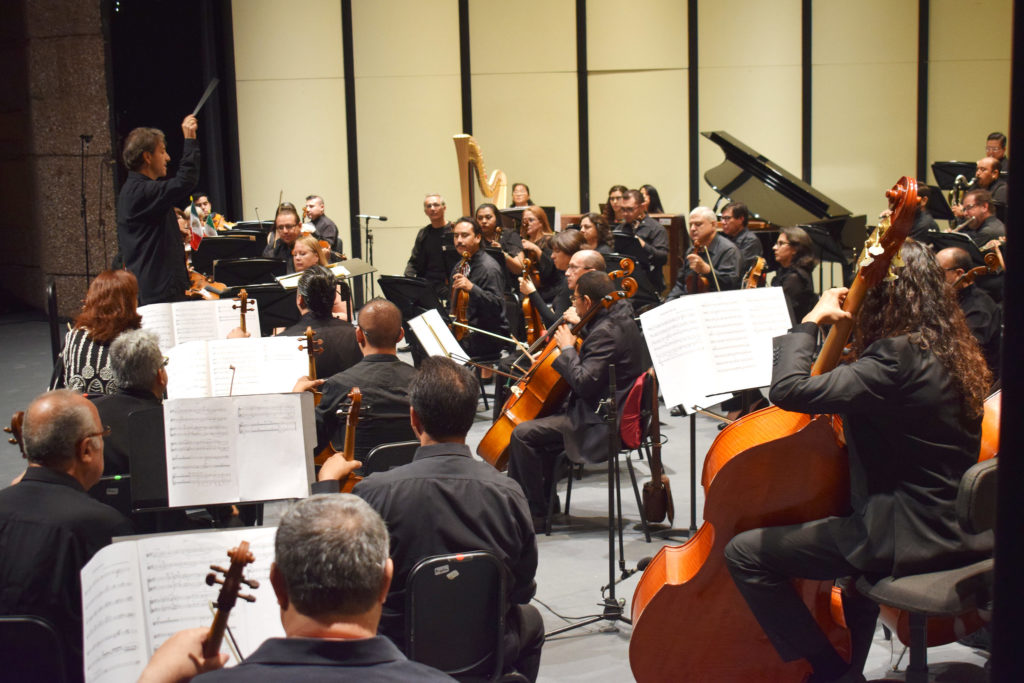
769, 324, 993, 578
666, 233, 742, 300
315, 354, 418, 455
312, 213, 341, 252
193, 636, 454, 682
404, 223, 453, 285
90, 388, 161, 476
772, 264, 816, 325
350, 443, 538, 654
0, 468, 133, 682
281, 313, 362, 380
117, 139, 199, 304
553, 300, 647, 463
958, 284, 1002, 380
456, 248, 510, 358
726, 227, 764, 275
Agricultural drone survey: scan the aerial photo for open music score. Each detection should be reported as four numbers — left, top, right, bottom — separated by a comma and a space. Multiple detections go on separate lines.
640, 287, 793, 414
408, 309, 468, 363
165, 336, 307, 399
139, 298, 260, 350
81, 527, 280, 683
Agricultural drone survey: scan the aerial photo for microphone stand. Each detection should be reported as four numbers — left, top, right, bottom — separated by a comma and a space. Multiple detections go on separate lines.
363, 216, 376, 299
545, 364, 638, 638
80, 134, 93, 280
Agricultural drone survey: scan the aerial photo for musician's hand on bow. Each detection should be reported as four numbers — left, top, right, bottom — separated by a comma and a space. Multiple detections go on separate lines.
181, 115, 198, 140
553, 323, 576, 351
452, 272, 473, 292
519, 276, 536, 296
803, 287, 851, 327
522, 240, 542, 259
317, 454, 363, 483
137, 627, 227, 683
686, 252, 710, 275
292, 376, 325, 394
226, 327, 250, 339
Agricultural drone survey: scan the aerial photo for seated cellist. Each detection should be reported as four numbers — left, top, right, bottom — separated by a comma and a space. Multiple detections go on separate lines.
724, 241, 994, 683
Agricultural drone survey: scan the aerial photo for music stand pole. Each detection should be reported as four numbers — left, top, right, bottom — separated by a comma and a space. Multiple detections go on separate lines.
364, 217, 376, 300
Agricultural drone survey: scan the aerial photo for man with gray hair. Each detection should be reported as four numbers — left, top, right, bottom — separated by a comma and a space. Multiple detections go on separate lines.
404, 193, 455, 303
666, 206, 742, 300
0, 389, 133, 682
139, 495, 453, 682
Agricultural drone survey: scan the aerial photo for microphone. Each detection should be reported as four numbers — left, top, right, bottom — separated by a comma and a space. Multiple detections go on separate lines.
356, 214, 388, 221
601, 556, 653, 592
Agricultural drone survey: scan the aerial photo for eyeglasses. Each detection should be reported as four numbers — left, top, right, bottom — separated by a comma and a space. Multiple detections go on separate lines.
985, 146, 1002, 153
570, 294, 585, 303
277, 223, 298, 230
962, 204, 978, 211
721, 214, 737, 221
775, 240, 791, 246
77, 426, 111, 448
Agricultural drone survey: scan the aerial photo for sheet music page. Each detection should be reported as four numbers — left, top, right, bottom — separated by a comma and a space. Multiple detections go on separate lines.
138, 303, 176, 350
640, 287, 792, 414
82, 542, 148, 683
165, 341, 212, 399
214, 297, 261, 338
135, 527, 281, 663
170, 300, 221, 346
409, 309, 466, 363
234, 393, 311, 502
207, 337, 305, 397
164, 398, 239, 507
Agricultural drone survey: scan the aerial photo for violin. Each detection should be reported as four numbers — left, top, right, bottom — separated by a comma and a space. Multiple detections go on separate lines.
629, 177, 920, 682
187, 269, 228, 301
684, 236, 714, 293
452, 252, 471, 341
203, 541, 259, 658
298, 327, 324, 406
743, 256, 767, 289
313, 389, 363, 492
521, 258, 545, 344
5, 411, 25, 457
477, 275, 638, 470
953, 251, 1001, 291
233, 289, 254, 335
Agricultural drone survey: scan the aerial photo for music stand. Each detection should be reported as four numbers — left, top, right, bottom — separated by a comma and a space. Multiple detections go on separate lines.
222, 282, 299, 335
914, 231, 987, 266
918, 182, 954, 222
229, 219, 274, 235
378, 275, 447, 321
931, 161, 978, 190
213, 258, 288, 286
191, 236, 265, 274
501, 206, 556, 230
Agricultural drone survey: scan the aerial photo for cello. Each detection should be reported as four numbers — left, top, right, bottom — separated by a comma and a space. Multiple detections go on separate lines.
629, 177, 919, 682
476, 275, 638, 471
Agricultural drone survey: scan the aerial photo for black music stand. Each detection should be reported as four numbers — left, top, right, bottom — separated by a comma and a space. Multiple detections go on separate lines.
127, 406, 170, 510
213, 258, 288, 286
931, 161, 978, 190
222, 282, 299, 335
229, 219, 274, 235
191, 236, 265, 274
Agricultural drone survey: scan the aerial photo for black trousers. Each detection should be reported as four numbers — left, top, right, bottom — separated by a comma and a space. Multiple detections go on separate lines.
724, 518, 879, 674
507, 415, 570, 516
507, 603, 545, 681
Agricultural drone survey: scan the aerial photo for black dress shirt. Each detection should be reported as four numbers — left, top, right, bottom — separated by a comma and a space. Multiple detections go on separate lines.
90, 388, 161, 476
772, 264, 817, 325
962, 214, 1005, 249
315, 354, 418, 454
0, 467, 133, 682
909, 208, 940, 238
957, 285, 1001, 379
312, 214, 341, 252
404, 223, 454, 288
116, 139, 199, 305
725, 227, 764, 275
193, 636, 454, 682
666, 232, 742, 300
281, 313, 361, 380
769, 323, 992, 577
352, 443, 538, 652
456, 249, 511, 358
262, 239, 296, 274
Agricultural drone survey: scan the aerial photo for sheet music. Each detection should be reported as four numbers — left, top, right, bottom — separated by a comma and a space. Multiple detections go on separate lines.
140, 299, 262, 350
164, 341, 212, 399
82, 527, 282, 682
640, 287, 792, 414
409, 309, 466, 363
214, 297, 260, 338
235, 393, 312, 501
207, 337, 306, 397
138, 303, 176, 349
164, 399, 238, 507
171, 301, 222, 345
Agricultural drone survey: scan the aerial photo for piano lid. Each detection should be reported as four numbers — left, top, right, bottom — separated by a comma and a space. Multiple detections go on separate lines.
702, 131, 856, 227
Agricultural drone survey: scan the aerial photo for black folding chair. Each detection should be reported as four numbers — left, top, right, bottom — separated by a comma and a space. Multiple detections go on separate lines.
0, 615, 68, 683
362, 440, 419, 475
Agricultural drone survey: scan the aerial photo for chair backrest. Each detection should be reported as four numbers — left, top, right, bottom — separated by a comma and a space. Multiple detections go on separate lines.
620, 370, 652, 451
88, 474, 133, 517
363, 440, 419, 476
0, 615, 67, 683
405, 551, 506, 680
957, 457, 998, 535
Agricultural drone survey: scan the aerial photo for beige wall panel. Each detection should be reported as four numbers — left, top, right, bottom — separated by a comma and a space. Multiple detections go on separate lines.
588, 70, 687, 215
355, 75, 463, 279
927, 0, 1012, 177
353, 0, 459, 77
699, 0, 800, 68
471, 72, 579, 213
470, 0, 575, 74
811, 1, 917, 221
233, 0, 343, 80
235, 79, 349, 223
587, 0, 687, 71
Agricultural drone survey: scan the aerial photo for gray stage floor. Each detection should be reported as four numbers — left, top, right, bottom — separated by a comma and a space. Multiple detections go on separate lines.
0, 314, 988, 681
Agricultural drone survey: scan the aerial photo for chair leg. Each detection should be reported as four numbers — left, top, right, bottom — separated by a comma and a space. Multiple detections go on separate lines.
905, 612, 929, 683
474, 366, 490, 412
564, 464, 576, 515
625, 453, 651, 543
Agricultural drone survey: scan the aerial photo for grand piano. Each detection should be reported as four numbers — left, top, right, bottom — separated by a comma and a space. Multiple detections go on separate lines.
702, 130, 867, 283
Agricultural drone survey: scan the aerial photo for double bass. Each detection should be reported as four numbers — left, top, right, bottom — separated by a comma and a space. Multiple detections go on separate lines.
629, 177, 919, 682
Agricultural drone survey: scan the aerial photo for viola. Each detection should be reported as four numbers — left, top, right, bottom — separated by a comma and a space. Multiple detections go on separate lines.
203, 541, 259, 658
233, 289, 254, 335
629, 177, 919, 682
298, 327, 323, 406
953, 251, 1001, 291
743, 256, 767, 289
313, 389, 363, 492
477, 276, 638, 471
452, 252, 471, 341
5, 411, 25, 457
521, 258, 545, 344
684, 238, 713, 293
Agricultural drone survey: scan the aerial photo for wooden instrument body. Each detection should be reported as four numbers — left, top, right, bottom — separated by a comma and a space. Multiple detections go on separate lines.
452, 252, 471, 341
630, 407, 851, 682
521, 258, 545, 345
454, 134, 508, 216
744, 256, 767, 289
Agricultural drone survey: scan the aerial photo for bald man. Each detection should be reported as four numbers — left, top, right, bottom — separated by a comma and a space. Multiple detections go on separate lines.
314, 298, 418, 458
935, 247, 1001, 380
0, 390, 134, 682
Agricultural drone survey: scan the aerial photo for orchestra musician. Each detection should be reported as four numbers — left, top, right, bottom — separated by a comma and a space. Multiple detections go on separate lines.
139, 495, 454, 682
262, 202, 303, 271
450, 216, 511, 360
955, 188, 1006, 248
640, 184, 665, 214
953, 157, 1008, 223
0, 390, 134, 682
506, 271, 646, 529
935, 247, 1002, 382
986, 131, 1008, 171
193, 191, 226, 231
719, 202, 763, 275
405, 193, 454, 303
602, 184, 628, 224
772, 226, 819, 326
476, 201, 526, 338
617, 189, 670, 292
724, 241, 993, 683
519, 235, 591, 328
665, 206, 742, 300
278, 266, 361, 380
510, 182, 534, 207
304, 194, 341, 253
116, 115, 199, 304
579, 212, 613, 254
519, 206, 561, 303
316, 357, 545, 681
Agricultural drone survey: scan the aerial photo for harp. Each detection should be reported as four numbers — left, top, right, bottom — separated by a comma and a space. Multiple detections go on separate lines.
453, 134, 508, 216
